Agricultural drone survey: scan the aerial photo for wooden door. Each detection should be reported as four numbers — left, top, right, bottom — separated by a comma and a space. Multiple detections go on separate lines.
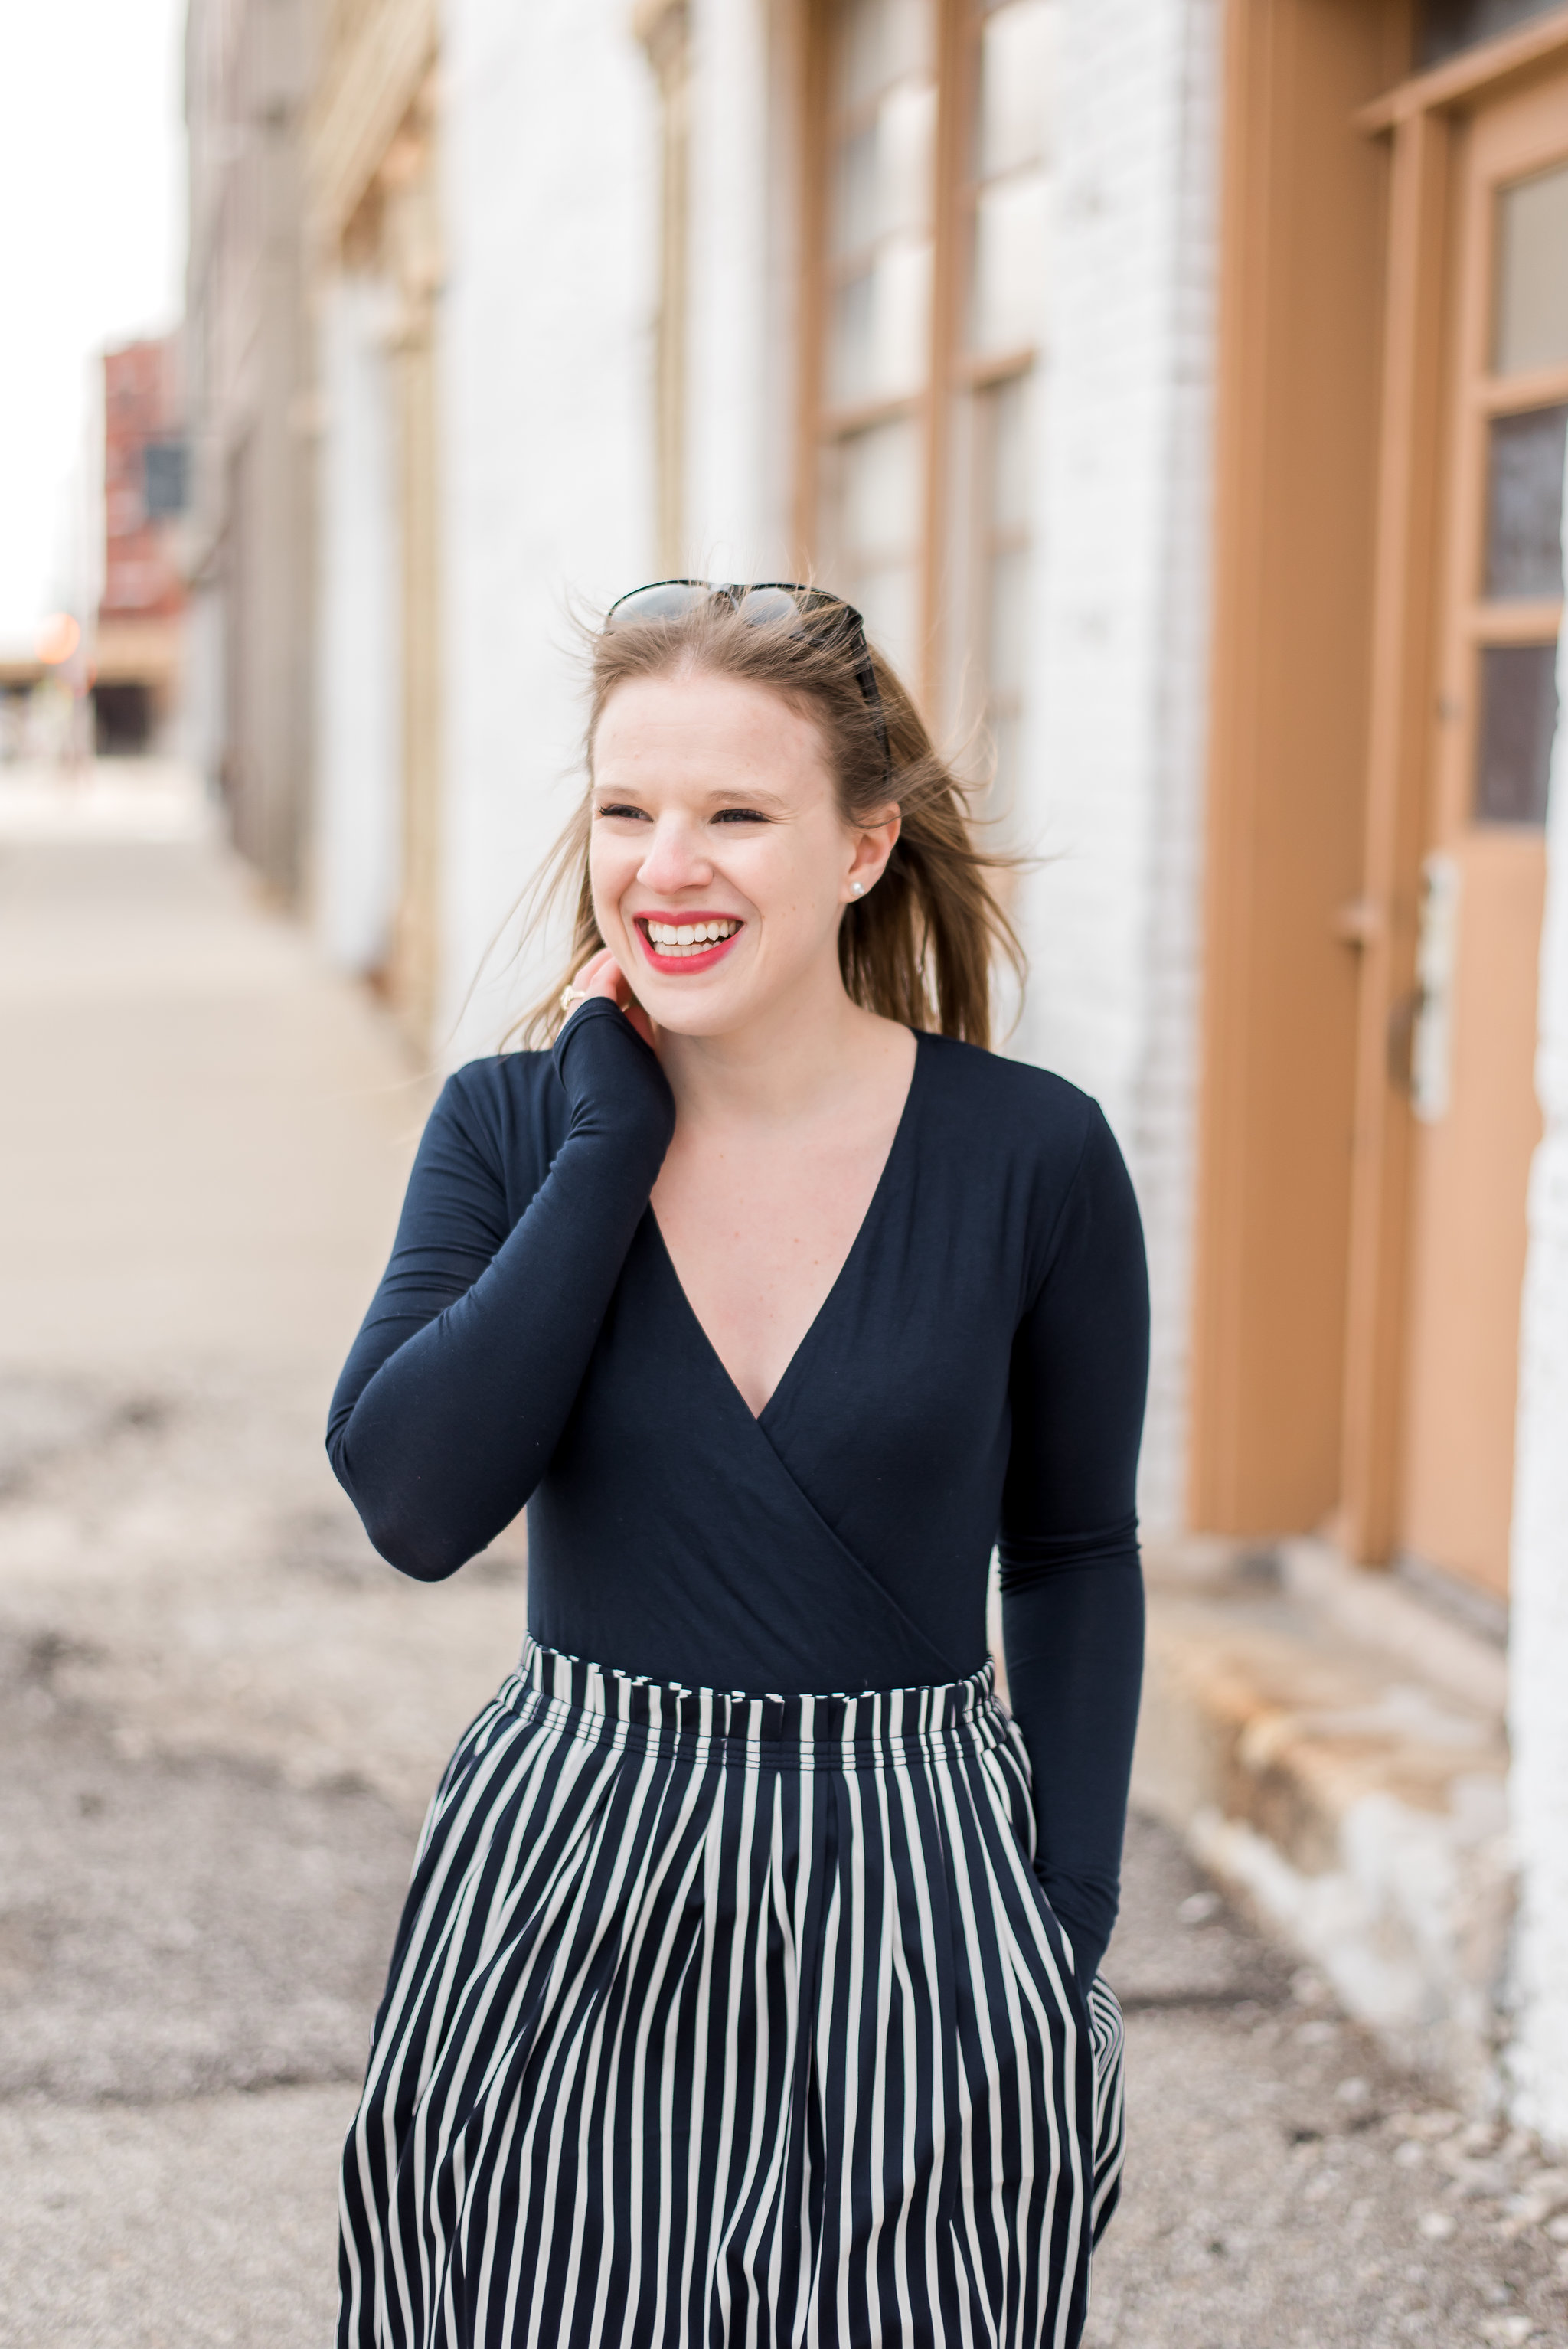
1400, 74, 1568, 1599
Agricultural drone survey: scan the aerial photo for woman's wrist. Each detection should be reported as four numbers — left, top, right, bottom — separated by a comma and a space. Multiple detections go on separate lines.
553, 997, 675, 1147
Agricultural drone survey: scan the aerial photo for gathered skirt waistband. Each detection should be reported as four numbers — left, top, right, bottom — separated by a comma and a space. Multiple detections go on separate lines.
509, 1631, 1006, 1761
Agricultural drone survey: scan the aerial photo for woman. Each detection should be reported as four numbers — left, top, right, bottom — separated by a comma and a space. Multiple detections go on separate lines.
328, 583, 1147, 2349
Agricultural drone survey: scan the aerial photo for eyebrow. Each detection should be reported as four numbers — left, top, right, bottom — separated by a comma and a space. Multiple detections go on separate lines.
701, 786, 791, 812
593, 781, 795, 815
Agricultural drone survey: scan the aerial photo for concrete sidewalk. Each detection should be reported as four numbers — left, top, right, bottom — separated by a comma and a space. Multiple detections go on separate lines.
0, 765, 529, 1818
0, 767, 531, 2344
0, 767, 1563, 2347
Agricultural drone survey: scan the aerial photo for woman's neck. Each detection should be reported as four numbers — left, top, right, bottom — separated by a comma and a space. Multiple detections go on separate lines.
652, 964, 907, 1132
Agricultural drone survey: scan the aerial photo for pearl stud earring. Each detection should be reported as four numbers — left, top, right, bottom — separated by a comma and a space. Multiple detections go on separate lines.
851, 882, 864, 897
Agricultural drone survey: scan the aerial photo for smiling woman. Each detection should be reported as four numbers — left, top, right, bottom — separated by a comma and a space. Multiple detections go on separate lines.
516, 584, 1021, 1049
591, 664, 895, 1015
326, 586, 1148, 2349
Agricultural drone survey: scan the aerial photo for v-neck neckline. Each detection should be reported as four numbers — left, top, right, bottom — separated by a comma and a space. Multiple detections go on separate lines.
647, 1030, 926, 1427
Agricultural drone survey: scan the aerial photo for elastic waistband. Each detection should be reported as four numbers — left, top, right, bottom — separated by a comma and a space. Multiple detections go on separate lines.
510, 1635, 1006, 1763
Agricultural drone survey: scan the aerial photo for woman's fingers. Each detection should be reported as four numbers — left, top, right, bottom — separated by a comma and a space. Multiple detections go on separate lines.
567, 946, 655, 1047
570, 946, 622, 1000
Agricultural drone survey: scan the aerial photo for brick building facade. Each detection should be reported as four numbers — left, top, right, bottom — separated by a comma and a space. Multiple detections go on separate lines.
184, 0, 317, 894
96, 335, 186, 753
197, 0, 1568, 2138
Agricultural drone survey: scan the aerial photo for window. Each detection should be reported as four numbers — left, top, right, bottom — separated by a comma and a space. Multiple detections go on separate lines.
144, 440, 190, 519
1475, 642, 1557, 822
1417, 0, 1566, 70
806, 0, 1060, 795
1468, 162, 1568, 826
959, 0, 1056, 804
815, 0, 938, 683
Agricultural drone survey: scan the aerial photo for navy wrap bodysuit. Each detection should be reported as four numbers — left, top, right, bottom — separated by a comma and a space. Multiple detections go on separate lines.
328, 998, 1148, 1978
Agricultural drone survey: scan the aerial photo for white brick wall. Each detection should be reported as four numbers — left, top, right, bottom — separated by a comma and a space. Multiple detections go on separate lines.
429, 0, 1223, 1506
420, 0, 1568, 2148
314, 270, 402, 975
1013, 0, 1220, 1533
439, 0, 659, 1060
1506, 457, 1568, 2145
682, 0, 791, 580
434, 0, 1223, 1524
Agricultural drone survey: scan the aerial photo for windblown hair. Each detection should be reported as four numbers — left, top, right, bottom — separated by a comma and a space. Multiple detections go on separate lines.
510, 596, 1024, 1050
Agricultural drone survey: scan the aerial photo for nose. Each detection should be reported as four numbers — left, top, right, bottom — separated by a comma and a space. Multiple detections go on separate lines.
636, 812, 712, 898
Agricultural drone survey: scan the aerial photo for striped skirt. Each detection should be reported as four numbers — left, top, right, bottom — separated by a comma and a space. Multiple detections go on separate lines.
339, 1639, 1126, 2349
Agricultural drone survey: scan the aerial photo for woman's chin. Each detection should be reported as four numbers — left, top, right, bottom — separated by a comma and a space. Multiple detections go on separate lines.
625, 942, 753, 1034
639, 986, 755, 1039
621, 931, 843, 1040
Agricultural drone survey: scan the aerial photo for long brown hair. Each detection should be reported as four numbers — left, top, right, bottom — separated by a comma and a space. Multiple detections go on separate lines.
510, 596, 1024, 1050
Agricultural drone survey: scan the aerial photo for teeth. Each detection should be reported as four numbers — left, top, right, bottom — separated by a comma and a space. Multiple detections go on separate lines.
644, 918, 740, 954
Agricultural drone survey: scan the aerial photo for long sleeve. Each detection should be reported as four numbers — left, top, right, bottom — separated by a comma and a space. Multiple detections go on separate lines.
998, 1106, 1149, 1985
327, 1000, 675, 1579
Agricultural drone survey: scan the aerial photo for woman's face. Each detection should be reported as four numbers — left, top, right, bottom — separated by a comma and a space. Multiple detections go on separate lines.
588, 668, 899, 1037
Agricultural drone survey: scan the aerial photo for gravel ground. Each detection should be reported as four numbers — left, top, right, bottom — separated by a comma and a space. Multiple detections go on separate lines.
0, 2085, 357, 2349
0, 1374, 521, 2349
2, 801, 1566, 2346
1089, 1816, 1568, 2347
2, 1390, 1563, 2349
0, 1621, 409, 2106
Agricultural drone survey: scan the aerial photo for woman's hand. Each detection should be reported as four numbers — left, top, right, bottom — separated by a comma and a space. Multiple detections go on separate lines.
567, 946, 655, 1050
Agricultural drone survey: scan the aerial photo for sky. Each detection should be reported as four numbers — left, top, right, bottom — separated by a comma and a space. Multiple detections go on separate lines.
0, 0, 186, 652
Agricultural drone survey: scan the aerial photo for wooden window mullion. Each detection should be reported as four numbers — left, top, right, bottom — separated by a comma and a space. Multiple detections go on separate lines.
923, 0, 972, 717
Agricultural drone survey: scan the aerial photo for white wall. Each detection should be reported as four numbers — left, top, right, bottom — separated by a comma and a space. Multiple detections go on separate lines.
436, 0, 1223, 1535
1013, 0, 1221, 1533
683, 0, 790, 580
315, 270, 402, 974
1506, 447, 1568, 2145
185, 577, 225, 798
439, 0, 660, 1062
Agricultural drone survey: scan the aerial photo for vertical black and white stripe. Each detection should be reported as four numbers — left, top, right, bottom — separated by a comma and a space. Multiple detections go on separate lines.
340, 1641, 1125, 2349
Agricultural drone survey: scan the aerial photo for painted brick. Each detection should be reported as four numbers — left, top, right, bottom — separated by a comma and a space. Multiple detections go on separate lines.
1507, 488, 1568, 2142
439, 0, 658, 1060
1014, 0, 1220, 1533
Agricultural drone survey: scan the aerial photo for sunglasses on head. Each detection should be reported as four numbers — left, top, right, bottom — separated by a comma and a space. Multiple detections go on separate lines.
604, 580, 891, 777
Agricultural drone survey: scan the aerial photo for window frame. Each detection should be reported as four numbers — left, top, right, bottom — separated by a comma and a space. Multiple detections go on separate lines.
795, 0, 1043, 720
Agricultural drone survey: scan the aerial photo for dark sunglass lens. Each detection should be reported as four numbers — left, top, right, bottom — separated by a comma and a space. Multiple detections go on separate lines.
735, 587, 802, 629
606, 583, 710, 628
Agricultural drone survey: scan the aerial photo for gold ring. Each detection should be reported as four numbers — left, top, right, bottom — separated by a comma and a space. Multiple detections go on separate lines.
560, 985, 589, 1013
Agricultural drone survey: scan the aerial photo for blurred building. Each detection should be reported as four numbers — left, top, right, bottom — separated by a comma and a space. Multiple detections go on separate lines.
0, 655, 54, 763
305, 0, 441, 1030
192, 0, 1568, 2136
96, 335, 187, 754
184, 0, 317, 896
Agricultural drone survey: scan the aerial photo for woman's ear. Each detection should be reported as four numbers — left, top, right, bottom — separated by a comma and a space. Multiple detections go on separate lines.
846, 806, 900, 899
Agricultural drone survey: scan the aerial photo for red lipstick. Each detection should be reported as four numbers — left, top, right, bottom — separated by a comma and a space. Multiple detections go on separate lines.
632, 913, 745, 977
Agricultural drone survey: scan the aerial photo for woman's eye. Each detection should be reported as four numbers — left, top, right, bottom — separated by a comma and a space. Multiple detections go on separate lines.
594, 802, 650, 822
712, 807, 769, 825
